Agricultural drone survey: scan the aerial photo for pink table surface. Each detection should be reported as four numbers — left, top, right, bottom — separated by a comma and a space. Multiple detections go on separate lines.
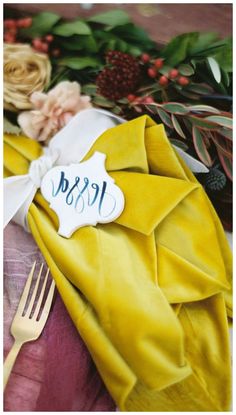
4, 222, 116, 412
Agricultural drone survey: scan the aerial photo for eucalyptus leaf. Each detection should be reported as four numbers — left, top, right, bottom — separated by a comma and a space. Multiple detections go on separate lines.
112, 105, 123, 115
93, 95, 115, 108
186, 83, 213, 95
207, 57, 221, 83
170, 139, 188, 151
206, 115, 232, 129
58, 56, 101, 70
218, 128, 232, 140
53, 20, 91, 36
217, 151, 232, 180
81, 83, 97, 95
171, 114, 186, 139
192, 126, 212, 167
156, 108, 173, 128
161, 102, 189, 115
87, 10, 130, 27
188, 116, 219, 130
188, 105, 220, 114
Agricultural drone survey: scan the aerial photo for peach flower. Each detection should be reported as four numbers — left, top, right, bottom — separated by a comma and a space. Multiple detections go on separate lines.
18, 81, 92, 143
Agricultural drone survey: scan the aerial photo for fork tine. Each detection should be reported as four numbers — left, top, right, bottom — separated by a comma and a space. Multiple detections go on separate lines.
25, 263, 43, 317
17, 261, 36, 315
32, 268, 49, 319
39, 279, 55, 324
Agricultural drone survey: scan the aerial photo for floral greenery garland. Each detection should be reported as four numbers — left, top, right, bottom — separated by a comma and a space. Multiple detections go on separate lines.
3, 8, 232, 229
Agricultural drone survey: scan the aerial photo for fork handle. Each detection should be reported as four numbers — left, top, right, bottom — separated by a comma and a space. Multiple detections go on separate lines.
4, 340, 24, 390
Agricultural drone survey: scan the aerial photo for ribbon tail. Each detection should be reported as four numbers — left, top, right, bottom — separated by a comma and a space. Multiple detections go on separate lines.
4, 175, 37, 230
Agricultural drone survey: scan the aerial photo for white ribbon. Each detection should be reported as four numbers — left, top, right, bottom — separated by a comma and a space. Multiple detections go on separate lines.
4, 108, 208, 232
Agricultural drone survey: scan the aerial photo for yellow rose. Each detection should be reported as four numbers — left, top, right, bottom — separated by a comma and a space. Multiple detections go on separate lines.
4, 43, 51, 111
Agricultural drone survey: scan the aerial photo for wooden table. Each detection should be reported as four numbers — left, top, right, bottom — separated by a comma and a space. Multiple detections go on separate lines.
5, 3, 232, 44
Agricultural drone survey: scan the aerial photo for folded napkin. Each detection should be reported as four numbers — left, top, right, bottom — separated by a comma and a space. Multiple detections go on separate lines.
4, 114, 232, 411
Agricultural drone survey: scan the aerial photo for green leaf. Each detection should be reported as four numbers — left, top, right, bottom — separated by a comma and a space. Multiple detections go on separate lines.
3, 117, 21, 135
58, 56, 100, 70
93, 95, 115, 108
81, 83, 97, 95
161, 32, 198, 66
171, 114, 186, 139
188, 116, 219, 130
207, 57, 221, 83
61, 35, 98, 52
87, 10, 130, 27
156, 108, 173, 128
188, 105, 220, 114
211, 37, 232, 72
110, 23, 155, 49
178, 64, 195, 76
20, 12, 60, 38
53, 20, 91, 36
221, 69, 230, 87
161, 102, 189, 115
192, 126, 212, 167
205, 115, 232, 129
189, 32, 218, 55
170, 139, 188, 151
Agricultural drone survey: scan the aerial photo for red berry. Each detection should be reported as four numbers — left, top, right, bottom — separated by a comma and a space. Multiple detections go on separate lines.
147, 66, 157, 78
51, 48, 61, 57
17, 17, 32, 28
32, 37, 43, 49
7, 27, 18, 36
4, 19, 16, 29
134, 97, 142, 104
141, 53, 150, 63
154, 58, 164, 69
143, 96, 154, 104
45, 34, 54, 43
4, 32, 16, 43
178, 76, 190, 86
169, 68, 179, 79
159, 75, 169, 87
127, 94, 136, 102
40, 42, 49, 53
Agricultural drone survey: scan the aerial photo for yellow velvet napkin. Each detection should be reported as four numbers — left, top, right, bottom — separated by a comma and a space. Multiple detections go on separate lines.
4, 115, 232, 411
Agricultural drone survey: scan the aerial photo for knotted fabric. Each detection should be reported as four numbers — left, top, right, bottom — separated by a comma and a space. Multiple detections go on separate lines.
4, 110, 232, 411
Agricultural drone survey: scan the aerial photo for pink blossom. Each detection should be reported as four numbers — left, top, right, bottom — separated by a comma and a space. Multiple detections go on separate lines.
18, 81, 92, 143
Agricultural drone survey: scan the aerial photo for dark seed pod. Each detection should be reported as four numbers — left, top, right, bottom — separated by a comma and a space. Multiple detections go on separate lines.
205, 168, 227, 191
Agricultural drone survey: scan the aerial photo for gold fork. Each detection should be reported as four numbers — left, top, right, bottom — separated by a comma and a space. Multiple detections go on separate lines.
4, 262, 55, 390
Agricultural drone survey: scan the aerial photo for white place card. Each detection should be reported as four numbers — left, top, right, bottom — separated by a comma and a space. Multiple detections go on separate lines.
41, 152, 125, 238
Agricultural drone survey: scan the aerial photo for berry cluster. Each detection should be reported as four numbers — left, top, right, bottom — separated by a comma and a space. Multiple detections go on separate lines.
96, 50, 141, 101
140, 53, 190, 87
32, 35, 60, 56
4, 17, 60, 57
4, 17, 32, 43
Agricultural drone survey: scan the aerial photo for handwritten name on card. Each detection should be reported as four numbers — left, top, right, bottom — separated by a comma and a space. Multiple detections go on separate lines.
41, 152, 125, 238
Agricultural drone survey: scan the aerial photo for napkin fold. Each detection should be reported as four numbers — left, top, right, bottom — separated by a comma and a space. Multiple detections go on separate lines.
4, 113, 232, 411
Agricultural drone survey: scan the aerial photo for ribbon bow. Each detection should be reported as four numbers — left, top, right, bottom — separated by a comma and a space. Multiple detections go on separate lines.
4, 108, 208, 232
